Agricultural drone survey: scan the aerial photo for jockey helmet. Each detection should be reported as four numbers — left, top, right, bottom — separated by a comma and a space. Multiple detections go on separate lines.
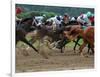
86, 11, 92, 17
71, 17, 76, 21
43, 14, 46, 17
56, 16, 61, 21
64, 13, 69, 17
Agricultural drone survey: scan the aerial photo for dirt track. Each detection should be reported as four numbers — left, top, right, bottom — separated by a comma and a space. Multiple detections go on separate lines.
16, 46, 94, 73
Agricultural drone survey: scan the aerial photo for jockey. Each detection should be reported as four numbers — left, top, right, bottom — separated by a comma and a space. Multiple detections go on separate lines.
86, 12, 94, 26
55, 15, 62, 25
77, 12, 92, 30
42, 14, 47, 23
61, 13, 70, 27
54, 15, 62, 30
52, 15, 63, 31
46, 16, 62, 31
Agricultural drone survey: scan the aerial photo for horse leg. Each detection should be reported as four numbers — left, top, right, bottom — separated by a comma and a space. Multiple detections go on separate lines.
20, 37, 38, 53
61, 47, 63, 53
87, 43, 94, 55
29, 37, 37, 44
60, 38, 67, 53
87, 44, 91, 54
91, 48, 94, 55
90, 45, 94, 55
79, 42, 87, 56
73, 37, 81, 53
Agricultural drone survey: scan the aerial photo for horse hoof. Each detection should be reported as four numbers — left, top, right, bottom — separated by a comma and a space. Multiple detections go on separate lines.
80, 53, 89, 58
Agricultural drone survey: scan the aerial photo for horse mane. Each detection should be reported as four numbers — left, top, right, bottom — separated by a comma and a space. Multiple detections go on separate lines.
20, 17, 33, 24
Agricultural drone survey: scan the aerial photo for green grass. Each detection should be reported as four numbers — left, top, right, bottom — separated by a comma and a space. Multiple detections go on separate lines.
65, 39, 83, 48
17, 36, 83, 49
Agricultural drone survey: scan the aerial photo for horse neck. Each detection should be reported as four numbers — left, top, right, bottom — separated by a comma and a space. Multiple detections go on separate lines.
78, 29, 84, 37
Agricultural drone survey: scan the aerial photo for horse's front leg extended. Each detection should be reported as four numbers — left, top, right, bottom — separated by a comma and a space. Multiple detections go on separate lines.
21, 37, 38, 53
29, 38, 36, 44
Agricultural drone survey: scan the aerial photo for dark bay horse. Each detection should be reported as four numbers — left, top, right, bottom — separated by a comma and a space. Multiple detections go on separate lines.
16, 17, 38, 52
27, 23, 80, 53
29, 20, 82, 53
29, 24, 62, 44
27, 18, 84, 53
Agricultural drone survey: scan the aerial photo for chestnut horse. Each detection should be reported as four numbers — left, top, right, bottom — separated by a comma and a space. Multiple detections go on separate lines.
77, 26, 94, 56
67, 26, 94, 56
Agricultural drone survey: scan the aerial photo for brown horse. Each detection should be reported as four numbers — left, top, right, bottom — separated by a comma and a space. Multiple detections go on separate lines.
76, 26, 94, 56
66, 26, 94, 56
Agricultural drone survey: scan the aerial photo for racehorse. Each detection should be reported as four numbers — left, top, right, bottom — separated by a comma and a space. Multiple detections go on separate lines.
55, 18, 93, 53
27, 17, 88, 54
59, 26, 94, 56
75, 26, 94, 56
31, 19, 82, 53
16, 17, 38, 53
55, 25, 81, 53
